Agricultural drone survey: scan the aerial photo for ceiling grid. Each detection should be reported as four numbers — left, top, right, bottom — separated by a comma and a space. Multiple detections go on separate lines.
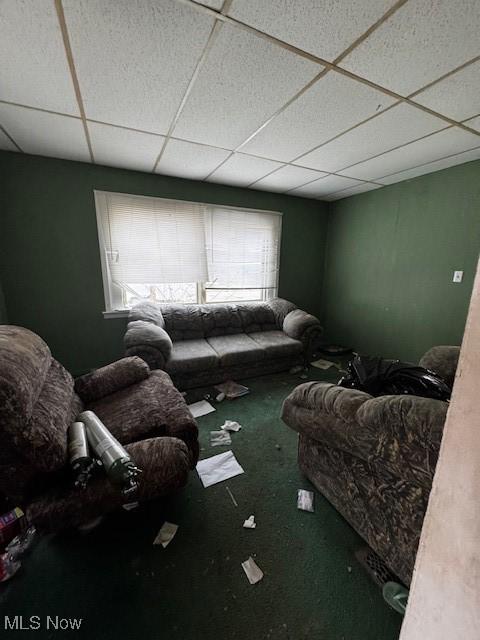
0, 0, 478, 200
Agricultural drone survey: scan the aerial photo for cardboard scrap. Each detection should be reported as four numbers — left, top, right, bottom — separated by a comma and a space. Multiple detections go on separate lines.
153, 522, 178, 548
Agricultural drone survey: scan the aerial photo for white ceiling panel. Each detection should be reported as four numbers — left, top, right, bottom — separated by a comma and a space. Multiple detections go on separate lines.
156, 139, 230, 180
378, 146, 480, 185
173, 24, 320, 149
63, 0, 215, 133
341, 0, 480, 95
240, 72, 395, 162
228, 0, 394, 62
252, 165, 327, 192
89, 122, 164, 172
324, 182, 382, 201
0, 0, 79, 115
0, 103, 90, 162
340, 127, 480, 181
0, 128, 18, 152
289, 174, 365, 198
207, 153, 282, 187
295, 103, 447, 172
464, 115, 480, 132
413, 60, 480, 121
196, 0, 224, 9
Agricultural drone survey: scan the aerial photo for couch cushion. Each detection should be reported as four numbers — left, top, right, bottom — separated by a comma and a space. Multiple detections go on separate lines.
167, 339, 219, 374
248, 330, 303, 358
207, 333, 266, 366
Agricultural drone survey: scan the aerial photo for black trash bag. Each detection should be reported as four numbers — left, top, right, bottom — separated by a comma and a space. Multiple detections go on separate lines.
339, 355, 451, 401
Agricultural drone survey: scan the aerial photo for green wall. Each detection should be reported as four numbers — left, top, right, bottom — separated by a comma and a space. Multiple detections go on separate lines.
322, 159, 480, 362
0, 151, 328, 375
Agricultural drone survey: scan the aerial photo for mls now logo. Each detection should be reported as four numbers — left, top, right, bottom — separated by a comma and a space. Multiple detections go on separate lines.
4, 616, 83, 631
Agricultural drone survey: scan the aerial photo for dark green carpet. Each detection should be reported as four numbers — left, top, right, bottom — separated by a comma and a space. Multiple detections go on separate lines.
1, 367, 402, 639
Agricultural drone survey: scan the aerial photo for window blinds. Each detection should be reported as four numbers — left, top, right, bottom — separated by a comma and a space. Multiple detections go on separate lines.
96, 191, 208, 284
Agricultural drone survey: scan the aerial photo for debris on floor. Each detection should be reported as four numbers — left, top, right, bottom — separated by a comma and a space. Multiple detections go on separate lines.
220, 420, 242, 432
122, 501, 139, 511
153, 522, 178, 548
297, 489, 315, 512
310, 358, 338, 370
196, 451, 245, 488
215, 380, 250, 399
210, 430, 232, 447
241, 557, 263, 584
188, 399, 216, 418
243, 515, 256, 529
226, 486, 238, 507
275, 444, 281, 450
215, 392, 226, 402
289, 365, 303, 374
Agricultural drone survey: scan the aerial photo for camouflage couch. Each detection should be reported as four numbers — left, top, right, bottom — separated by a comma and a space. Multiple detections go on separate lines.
281, 345, 460, 585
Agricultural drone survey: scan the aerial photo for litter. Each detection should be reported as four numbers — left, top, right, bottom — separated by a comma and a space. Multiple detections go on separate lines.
153, 522, 178, 548
215, 380, 250, 399
243, 515, 256, 529
241, 557, 263, 584
122, 501, 139, 511
215, 392, 226, 403
220, 420, 242, 432
297, 489, 315, 512
226, 486, 238, 507
196, 451, 244, 488
311, 358, 338, 370
210, 431, 232, 447
188, 400, 216, 418
289, 365, 303, 374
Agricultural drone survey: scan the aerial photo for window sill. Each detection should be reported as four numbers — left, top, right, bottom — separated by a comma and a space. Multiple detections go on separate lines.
103, 310, 129, 319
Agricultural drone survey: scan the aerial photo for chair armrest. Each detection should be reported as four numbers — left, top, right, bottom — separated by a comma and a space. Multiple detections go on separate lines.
283, 309, 323, 356
124, 320, 173, 369
419, 345, 460, 387
74, 356, 150, 403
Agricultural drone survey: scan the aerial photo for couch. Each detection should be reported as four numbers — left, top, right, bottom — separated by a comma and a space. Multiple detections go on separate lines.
281, 345, 460, 586
123, 298, 323, 389
0, 325, 199, 532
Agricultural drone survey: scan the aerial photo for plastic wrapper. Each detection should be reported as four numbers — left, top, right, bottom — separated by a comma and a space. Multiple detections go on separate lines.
5, 526, 36, 561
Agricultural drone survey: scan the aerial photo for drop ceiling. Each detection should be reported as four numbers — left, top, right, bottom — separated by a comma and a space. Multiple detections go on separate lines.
1, 0, 479, 201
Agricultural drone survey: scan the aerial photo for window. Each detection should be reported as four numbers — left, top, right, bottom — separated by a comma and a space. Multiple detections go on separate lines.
94, 191, 282, 312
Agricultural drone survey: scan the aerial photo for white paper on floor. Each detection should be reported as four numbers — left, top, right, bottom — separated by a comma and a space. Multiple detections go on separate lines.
243, 515, 256, 529
188, 400, 216, 418
153, 522, 178, 547
210, 430, 232, 447
241, 557, 263, 584
196, 450, 244, 488
220, 420, 242, 432
122, 501, 139, 511
297, 489, 315, 512
310, 358, 337, 370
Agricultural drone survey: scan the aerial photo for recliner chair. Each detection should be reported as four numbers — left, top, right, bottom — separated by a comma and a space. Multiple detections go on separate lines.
0, 325, 199, 531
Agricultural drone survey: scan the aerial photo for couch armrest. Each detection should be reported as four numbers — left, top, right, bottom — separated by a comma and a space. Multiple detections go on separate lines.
283, 309, 323, 356
419, 345, 460, 387
74, 356, 150, 403
124, 320, 173, 370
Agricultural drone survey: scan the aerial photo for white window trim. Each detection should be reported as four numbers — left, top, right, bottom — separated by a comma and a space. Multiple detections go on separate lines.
94, 190, 282, 318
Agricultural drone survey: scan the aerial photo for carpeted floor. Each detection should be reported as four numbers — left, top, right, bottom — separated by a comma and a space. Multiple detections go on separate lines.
1, 366, 402, 640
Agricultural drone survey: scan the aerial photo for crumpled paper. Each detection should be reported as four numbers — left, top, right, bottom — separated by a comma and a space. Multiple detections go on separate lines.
220, 420, 242, 432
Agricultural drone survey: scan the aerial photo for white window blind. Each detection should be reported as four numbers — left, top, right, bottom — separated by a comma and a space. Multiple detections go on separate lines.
95, 190, 282, 311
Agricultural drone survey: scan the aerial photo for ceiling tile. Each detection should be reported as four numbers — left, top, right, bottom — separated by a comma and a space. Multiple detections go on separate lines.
413, 60, 480, 121
0, 0, 79, 114
173, 23, 320, 149
228, 0, 394, 62
62, 0, 215, 133
324, 182, 382, 201
89, 122, 164, 172
207, 153, 283, 187
0, 103, 90, 162
289, 174, 365, 198
464, 115, 480, 132
341, 0, 480, 96
295, 103, 447, 172
252, 165, 327, 192
240, 72, 395, 161
0, 128, 18, 152
378, 146, 480, 185
156, 139, 231, 180
340, 127, 480, 181
196, 0, 224, 9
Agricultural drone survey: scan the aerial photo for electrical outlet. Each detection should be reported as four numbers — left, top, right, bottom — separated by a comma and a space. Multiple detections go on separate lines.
453, 270, 463, 283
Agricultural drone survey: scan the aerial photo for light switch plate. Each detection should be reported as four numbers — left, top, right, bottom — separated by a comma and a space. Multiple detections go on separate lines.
453, 270, 464, 283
